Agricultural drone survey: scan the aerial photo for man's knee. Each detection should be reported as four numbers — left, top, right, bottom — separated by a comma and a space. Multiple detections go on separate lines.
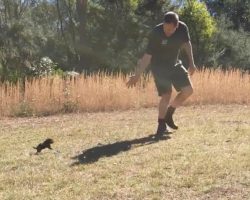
180, 86, 193, 97
161, 90, 172, 100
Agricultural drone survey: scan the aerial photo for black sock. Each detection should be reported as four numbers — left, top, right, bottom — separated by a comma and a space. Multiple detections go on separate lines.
167, 106, 176, 117
158, 118, 165, 125
165, 106, 175, 119
156, 118, 167, 135
165, 106, 178, 129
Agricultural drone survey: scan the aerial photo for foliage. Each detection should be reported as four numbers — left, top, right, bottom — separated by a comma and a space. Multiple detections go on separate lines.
211, 18, 250, 69
29, 57, 60, 76
179, 0, 216, 66
0, 0, 249, 82
203, 0, 250, 31
0, 0, 59, 82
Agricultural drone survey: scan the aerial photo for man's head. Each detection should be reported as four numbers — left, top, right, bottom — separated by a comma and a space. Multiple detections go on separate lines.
163, 11, 179, 37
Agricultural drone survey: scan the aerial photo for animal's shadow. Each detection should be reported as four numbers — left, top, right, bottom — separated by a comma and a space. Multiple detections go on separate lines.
71, 133, 171, 165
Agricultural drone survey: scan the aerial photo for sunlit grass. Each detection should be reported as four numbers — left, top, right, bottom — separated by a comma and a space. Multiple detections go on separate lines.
0, 68, 250, 117
0, 105, 249, 199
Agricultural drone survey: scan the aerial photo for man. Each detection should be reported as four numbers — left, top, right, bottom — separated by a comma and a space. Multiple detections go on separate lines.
126, 11, 196, 138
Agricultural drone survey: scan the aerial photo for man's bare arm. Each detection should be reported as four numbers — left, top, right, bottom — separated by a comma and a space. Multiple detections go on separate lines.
181, 41, 196, 75
135, 53, 152, 77
126, 53, 152, 87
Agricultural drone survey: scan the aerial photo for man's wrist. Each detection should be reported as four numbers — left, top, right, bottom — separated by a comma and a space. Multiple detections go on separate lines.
134, 73, 141, 78
189, 63, 195, 68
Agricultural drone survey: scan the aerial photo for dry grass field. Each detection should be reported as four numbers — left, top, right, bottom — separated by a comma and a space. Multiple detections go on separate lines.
0, 105, 249, 199
0, 69, 249, 199
0, 68, 250, 117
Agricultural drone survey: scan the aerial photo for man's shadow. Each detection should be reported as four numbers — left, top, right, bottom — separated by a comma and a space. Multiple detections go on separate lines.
71, 133, 171, 166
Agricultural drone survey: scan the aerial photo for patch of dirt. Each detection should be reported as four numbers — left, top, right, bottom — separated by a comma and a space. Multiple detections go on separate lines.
200, 187, 249, 200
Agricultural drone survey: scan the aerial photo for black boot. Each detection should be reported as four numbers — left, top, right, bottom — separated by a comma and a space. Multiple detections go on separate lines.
155, 119, 167, 138
165, 106, 178, 130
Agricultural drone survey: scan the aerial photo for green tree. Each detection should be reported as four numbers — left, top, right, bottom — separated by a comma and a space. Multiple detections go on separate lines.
202, 0, 250, 68
179, 0, 216, 66
203, 0, 250, 31
211, 17, 250, 69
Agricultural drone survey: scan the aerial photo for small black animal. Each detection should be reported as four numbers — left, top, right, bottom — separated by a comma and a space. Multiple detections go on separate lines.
33, 138, 54, 153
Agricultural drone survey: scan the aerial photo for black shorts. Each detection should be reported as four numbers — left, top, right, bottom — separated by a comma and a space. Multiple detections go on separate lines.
152, 63, 191, 96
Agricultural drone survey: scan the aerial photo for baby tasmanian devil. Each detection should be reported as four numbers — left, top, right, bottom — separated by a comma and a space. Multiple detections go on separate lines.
33, 138, 54, 153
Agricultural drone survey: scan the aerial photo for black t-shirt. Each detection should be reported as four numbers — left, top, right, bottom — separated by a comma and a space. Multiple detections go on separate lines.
146, 21, 190, 70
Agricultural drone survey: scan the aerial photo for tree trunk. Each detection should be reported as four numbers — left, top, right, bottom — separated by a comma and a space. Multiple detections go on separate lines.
56, 0, 65, 38
76, 0, 88, 72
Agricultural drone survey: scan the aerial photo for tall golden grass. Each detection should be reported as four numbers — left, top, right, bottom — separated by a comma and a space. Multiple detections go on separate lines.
0, 68, 249, 117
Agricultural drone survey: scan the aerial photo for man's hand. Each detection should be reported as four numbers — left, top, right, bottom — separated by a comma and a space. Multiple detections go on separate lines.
126, 75, 140, 88
126, 54, 151, 88
188, 64, 197, 76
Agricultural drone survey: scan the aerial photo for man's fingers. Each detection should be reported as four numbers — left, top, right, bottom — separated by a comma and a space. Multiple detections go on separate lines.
126, 76, 139, 88
126, 80, 134, 88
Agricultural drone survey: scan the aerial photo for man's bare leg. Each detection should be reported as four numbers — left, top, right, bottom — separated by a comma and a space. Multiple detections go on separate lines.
166, 85, 193, 129
171, 85, 193, 108
159, 91, 172, 119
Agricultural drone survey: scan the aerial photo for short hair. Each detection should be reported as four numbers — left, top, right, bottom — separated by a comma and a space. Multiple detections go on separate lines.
164, 12, 179, 26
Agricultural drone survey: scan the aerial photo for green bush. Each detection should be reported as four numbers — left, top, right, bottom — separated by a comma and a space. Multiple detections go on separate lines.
179, 0, 217, 66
